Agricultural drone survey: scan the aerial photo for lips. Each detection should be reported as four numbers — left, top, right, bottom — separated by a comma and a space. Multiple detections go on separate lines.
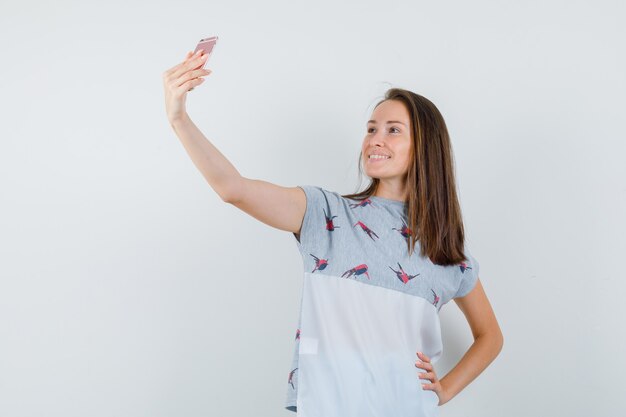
367, 150, 391, 158
368, 155, 391, 163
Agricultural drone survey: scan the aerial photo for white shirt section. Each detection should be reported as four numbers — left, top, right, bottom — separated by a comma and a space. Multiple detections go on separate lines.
297, 271, 442, 417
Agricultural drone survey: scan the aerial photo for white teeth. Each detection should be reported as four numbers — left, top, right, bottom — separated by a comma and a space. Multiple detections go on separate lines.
369, 155, 390, 159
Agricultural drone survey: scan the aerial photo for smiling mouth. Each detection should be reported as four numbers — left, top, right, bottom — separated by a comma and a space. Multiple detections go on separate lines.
368, 155, 391, 162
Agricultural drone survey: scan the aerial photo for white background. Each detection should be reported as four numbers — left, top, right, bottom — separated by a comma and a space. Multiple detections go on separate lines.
1, 0, 624, 416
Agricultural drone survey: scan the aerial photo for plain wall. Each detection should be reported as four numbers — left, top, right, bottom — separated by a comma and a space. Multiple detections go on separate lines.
1, 0, 625, 416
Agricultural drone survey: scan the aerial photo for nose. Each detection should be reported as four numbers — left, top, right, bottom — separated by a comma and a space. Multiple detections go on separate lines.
367, 131, 387, 150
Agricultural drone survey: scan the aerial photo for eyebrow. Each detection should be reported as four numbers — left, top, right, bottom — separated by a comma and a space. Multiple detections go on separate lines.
367, 120, 407, 126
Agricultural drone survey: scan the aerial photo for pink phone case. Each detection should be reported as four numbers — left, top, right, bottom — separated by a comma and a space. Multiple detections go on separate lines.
193, 36, 218, 69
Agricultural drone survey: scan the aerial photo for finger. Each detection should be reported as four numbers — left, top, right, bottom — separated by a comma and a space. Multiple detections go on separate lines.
177, 68, 210, 87
185, 50, 204, 62
180, 76, 205, 93
417, 368, 438, 385
417, 351, 431, 362
165, 51, 195, 74
176, 69, 208, 89
191, 68, 211, 77
164, 51, 204, 78
190, 52, 208, 70
417, 371, 434, 382
172, 52, 208, 81
415, 360, 432, 371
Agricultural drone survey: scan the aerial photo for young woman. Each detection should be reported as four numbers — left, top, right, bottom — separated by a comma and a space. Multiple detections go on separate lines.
163, 49, 503, 416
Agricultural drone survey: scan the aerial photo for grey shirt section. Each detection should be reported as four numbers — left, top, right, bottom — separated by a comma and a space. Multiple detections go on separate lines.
285, 185, 479, 412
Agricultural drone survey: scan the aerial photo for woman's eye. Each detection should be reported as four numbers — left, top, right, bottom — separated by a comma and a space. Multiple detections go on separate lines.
368, 128, 400, 133
367, 127, 400, 133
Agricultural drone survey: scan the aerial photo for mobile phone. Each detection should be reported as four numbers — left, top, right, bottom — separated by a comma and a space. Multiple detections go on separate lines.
192, 36, 218, 69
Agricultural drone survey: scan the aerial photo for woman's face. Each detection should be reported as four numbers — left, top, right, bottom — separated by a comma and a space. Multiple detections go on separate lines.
361, 100, 412, 181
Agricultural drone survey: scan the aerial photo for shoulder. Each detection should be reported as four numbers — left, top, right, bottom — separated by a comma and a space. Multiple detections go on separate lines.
297, 185, 347, 205
452, 245, 480, 299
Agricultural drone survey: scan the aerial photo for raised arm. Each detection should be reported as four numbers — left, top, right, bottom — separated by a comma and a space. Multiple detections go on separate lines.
170, 116, 306, 235
163, 51, 306, 237
227, 178, 306, 238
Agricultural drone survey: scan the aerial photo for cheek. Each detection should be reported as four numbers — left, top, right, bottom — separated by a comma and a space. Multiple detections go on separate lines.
395, 149, 412, 168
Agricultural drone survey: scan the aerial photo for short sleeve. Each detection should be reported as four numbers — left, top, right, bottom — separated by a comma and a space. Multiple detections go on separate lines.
292, 185, 333, 251
454, 247, 480, 298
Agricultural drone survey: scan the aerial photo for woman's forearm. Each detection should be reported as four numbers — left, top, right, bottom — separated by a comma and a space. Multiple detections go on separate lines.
439, 331, 503, 403
169, 114, 242, 201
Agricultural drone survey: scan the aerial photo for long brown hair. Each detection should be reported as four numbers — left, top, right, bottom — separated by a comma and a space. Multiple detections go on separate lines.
342, 88, 468, 266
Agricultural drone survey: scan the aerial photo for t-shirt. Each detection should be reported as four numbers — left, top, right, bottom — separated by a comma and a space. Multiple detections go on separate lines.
284, 185, 479, 417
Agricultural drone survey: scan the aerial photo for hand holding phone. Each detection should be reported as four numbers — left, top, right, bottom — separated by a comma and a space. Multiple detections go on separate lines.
192, 36, 218, 69
189, 36, 218, 90
163, 36, 218, 122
